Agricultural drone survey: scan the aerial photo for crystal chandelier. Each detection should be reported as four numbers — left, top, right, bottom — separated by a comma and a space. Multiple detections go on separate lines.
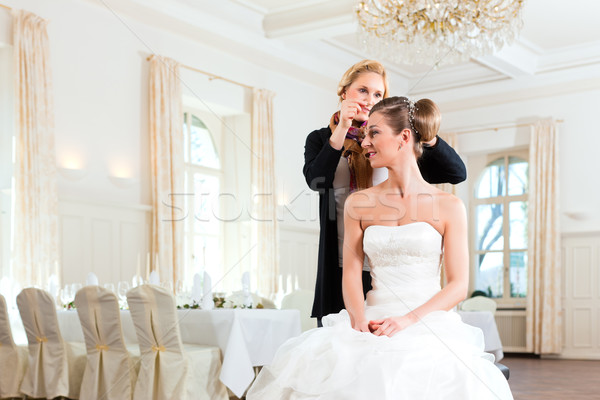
355, 0, 525, 66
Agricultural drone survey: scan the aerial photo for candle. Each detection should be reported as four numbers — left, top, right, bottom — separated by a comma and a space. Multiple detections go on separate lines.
155, 253, 160, 279
55, 260, 60, 287
136, 253, 141, 278
146, 252, 150, 280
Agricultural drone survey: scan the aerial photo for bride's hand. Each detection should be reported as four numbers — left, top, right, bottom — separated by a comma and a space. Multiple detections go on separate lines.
369, 315, 416, 337
352, 320, 371, 333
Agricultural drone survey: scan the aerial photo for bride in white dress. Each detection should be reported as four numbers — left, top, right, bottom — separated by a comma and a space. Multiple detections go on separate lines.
247, 96, 513, 399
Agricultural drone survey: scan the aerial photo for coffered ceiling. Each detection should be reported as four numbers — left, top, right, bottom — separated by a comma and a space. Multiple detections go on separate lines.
94, 0, 600, 103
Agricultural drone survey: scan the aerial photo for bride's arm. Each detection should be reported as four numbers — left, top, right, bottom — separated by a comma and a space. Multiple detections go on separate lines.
342, 192, 370, 332
371, 195, 469, 337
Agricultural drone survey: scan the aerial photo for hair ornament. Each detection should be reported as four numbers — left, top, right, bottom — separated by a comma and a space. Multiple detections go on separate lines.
403, 97, 419, 136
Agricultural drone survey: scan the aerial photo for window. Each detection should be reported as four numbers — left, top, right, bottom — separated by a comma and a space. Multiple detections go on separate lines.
183, 110, 223, 284
471, 151, 528, 308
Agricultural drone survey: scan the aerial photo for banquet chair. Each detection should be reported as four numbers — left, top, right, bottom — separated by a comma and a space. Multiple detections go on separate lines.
460, 296, 498, 314
459, 296, 509, 380
74, 286, 140, 400
281, 289, 317, 332
0, 293, 28, 399
126, 285, 228, 400
16, 288, 87, 399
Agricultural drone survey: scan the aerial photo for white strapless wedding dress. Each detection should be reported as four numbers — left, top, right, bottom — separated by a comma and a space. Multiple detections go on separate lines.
247, 222, 513, 400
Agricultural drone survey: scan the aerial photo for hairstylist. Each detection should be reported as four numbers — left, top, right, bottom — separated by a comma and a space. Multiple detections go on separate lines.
303, 60, 466, 326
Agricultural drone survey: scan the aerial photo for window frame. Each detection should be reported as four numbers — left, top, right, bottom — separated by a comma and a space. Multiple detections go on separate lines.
469, 149, 529, 309
182, 108, 224, 285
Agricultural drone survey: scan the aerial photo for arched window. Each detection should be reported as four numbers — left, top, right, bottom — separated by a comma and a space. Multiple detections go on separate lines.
472, 151, 528, 307
183, 110, 222, 283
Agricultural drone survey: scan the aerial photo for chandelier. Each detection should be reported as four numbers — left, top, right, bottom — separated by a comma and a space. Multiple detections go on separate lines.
355, 0, 525, 66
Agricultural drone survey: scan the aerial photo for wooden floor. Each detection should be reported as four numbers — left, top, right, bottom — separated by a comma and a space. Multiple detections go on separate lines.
503, 354, 600, 399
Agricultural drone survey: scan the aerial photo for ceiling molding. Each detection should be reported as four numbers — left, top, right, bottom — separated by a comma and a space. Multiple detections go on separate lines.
81, 0, 342, 90
437, 77, 600, 113
262, 0, 355, 39
78, 0, 600, 102
474, 42, 538, 78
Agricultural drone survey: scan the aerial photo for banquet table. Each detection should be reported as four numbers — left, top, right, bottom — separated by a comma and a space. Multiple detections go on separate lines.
57, 308, 301, 397
457, 310, 504, 362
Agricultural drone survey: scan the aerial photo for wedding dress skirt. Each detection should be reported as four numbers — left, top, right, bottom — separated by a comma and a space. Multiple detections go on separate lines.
247, 222, 513, 400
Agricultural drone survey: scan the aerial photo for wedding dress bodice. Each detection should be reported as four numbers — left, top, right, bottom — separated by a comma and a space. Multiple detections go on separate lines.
363, 222, 442, 313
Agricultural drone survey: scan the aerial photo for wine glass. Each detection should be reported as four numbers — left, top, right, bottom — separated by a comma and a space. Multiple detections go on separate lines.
60, 285, 74, 309
71, 282, 83, 295
160, 280, 173, 293
175, 280, 190, 307
117, 281, 130, 309
103, 283, 115, 293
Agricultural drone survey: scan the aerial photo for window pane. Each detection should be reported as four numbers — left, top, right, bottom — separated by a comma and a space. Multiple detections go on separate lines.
510, 251, 528, 297
475, 252, 504, 298
193, 173, 220, 234
183, 235, 191, 282
476, 158, 505, 199
509, 201, 528, 250
193, 235, 220, 278
475, 204, 504, 251
190, 115, 220, 168
183, 113, 189, 163
508, 156, 528, 196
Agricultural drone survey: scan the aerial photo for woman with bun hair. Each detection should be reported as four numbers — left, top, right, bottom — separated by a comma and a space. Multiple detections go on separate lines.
248, 97, 512, 399
304, 60, 466, 326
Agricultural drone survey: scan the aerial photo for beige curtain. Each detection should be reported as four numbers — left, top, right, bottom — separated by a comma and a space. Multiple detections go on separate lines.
435, 132, 458, 288
12, 10, 59, 288
149, 55, 184, 284
251, 89, 279, 298
526, 119, 562, 354
434, 132, 459, 195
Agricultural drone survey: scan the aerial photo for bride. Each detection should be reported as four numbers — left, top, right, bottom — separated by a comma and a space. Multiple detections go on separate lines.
247, 96, 513, 399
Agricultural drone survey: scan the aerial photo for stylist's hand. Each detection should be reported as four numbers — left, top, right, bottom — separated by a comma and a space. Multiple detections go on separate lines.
339, 99, 364, 129
330, 99, 365, 150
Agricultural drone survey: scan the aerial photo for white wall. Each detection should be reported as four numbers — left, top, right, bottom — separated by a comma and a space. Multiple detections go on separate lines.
0, 0, 330, 288
439, 88, 600, 234
437, 87, 600, 358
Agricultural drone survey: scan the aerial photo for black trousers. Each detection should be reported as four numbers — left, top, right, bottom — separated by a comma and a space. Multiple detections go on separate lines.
317, 270, 372, 328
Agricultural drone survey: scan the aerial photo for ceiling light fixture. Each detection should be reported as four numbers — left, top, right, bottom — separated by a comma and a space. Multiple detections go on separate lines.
356, 0, 525, 66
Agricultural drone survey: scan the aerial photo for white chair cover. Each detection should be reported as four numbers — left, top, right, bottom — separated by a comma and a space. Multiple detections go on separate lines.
127, 285, 227, 400
17, 288, 87, 399
281, 289, 318, 332
74, 286, 140, 400
0, 293, 28, 398
460, 296, 498, 313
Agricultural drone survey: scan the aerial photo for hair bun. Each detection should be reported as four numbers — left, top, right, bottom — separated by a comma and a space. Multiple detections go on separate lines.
413, 99, 440, 143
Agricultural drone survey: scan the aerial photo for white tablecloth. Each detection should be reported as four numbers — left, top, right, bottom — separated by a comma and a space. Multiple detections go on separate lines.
458, 310, 504, 362
56, 308, 301, 397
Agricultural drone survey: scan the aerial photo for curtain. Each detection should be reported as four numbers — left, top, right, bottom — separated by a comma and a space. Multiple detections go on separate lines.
434, 132, 459, 288
149, 55, 184, 285
251, 89, 279, 298
526, 119, 562, 354
434, 132, 458, 195
12, 9, 59, 288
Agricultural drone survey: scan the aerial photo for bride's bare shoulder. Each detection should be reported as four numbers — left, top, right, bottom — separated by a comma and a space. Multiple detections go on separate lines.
436, 192, 466, 224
